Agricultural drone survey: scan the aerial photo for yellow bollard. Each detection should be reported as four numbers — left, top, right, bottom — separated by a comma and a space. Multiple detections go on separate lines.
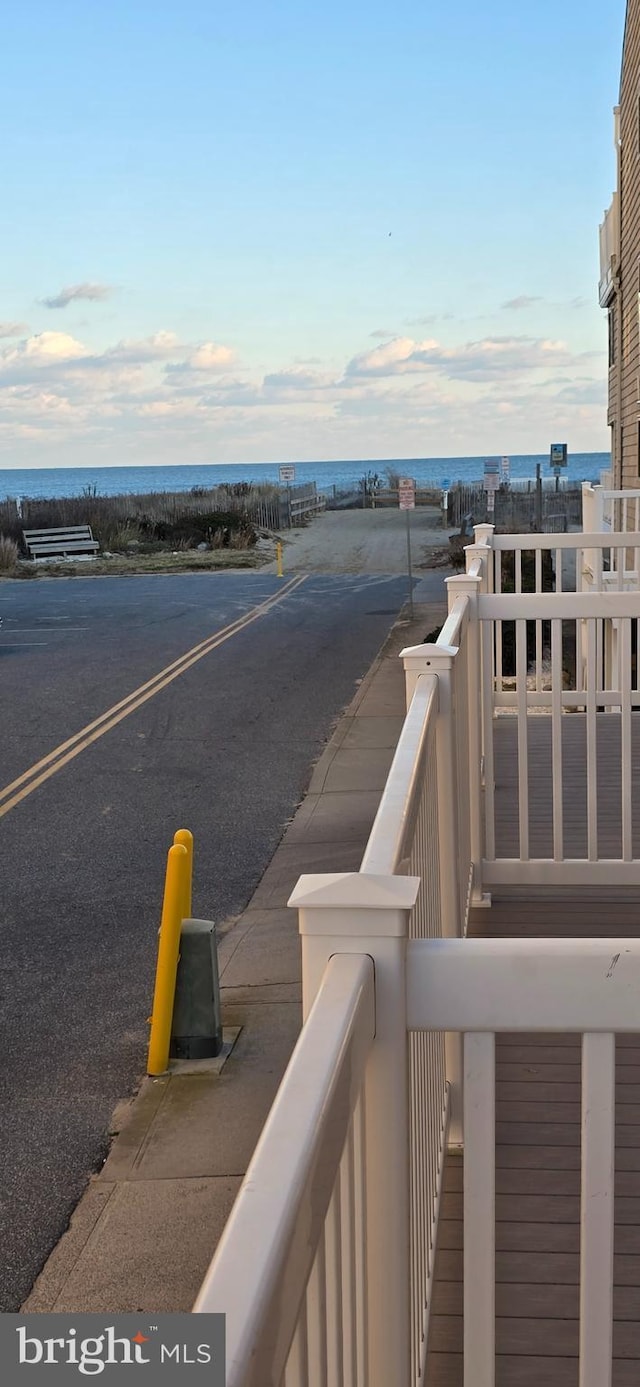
173, 828, 193, 920
147, 843, 188, 1076
276, 541, 283, 578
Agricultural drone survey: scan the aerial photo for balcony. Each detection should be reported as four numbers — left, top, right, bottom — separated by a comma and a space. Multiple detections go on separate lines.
599, 192, 619, 307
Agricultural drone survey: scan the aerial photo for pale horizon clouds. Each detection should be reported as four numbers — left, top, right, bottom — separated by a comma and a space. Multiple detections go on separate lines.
0, 317, 608, 463
0, 0, 624, 467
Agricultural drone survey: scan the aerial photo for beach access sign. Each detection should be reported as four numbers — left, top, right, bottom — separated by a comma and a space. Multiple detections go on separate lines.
279, 465, 296, 483
483, 459, 501, 492
398, 477, 416, 509
550, 444, 567, 468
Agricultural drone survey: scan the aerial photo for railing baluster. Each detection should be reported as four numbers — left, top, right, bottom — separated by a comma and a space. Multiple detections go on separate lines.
325, 1185, 344, 1387
535, 547, 542, 594
464, 1033, 495, 1387
586, 620, 598, 861
307, 1232, 328, 1387
551, 618, 563, 860
285, 1306, 309, 1386
621, 618, 632, 860
579, 1032, 615, 1387
516, 618, 529, 860
354, 1095, 368, 1387
535, 546, 543, 691
340, 1135, 357, 1387
482, 618, 496, 860
495, 552, 503, 692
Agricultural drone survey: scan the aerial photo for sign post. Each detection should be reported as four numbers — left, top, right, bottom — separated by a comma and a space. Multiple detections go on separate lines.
483, 459, 500, 520
398, 477, 415, 620
279, 464, 296, 528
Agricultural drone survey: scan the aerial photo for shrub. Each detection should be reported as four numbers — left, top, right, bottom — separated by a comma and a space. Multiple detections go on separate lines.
0, 535, 19, 572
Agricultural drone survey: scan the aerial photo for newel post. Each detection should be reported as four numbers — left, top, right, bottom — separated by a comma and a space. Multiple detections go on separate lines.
401, 642, 460, 939
445, 571, 489, 910
401, 643, 464, 1146
472, 523, 495, 591
290, 871, 418, 1387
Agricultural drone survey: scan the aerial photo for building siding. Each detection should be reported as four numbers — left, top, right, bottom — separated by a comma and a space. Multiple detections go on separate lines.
617, 2, 640, 487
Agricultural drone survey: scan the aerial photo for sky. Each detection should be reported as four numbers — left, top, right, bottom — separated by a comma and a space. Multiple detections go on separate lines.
0, 0, 626, 468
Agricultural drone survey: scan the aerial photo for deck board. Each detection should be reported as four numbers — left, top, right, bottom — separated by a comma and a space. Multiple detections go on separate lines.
425, 895, 640, 1387
493, 714, 640, 862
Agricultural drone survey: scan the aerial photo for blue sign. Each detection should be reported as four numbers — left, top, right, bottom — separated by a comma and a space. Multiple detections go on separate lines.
442, 478, 451, 489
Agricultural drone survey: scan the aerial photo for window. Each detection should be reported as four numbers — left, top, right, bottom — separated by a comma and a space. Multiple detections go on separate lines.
609, 306, 616, 365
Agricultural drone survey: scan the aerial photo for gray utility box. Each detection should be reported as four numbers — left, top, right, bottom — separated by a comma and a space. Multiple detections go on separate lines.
170, 918, 223, 1059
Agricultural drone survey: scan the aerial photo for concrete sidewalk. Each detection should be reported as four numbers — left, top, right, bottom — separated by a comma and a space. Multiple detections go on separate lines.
23, 585, 448, 1315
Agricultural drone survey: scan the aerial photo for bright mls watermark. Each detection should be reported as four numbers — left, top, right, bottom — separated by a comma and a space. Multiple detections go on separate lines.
3, 1314, 224, 1384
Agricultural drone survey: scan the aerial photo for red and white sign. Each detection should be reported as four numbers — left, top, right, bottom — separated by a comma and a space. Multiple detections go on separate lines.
398, 477, 415, 510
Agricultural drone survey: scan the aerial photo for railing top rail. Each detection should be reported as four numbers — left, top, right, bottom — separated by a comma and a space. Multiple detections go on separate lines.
601, 488, 640, 500
436, 591, 470, 649
492, 532, 640, 550
361, 673, 438, 876
193, 953, 374, 1384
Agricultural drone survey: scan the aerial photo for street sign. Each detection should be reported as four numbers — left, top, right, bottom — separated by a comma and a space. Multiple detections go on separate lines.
398, 477, 416, 510
279, 465, 296, 483
501, 456, 510, 482
550, 444, 567, 468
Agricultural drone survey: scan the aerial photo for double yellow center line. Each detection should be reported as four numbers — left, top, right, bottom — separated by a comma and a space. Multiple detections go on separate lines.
0, 575, 307, 821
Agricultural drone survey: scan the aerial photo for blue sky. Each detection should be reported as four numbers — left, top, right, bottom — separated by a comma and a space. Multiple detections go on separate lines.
0, 0, 625, 467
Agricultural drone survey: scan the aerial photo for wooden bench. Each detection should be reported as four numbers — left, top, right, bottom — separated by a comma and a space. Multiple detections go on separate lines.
23, 525, 100, 560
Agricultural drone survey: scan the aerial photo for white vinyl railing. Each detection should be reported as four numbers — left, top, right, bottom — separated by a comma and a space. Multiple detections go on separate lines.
194, 952, 375, 1386
405, 934, 640, 1387
193, 519, 640, 1385
583, 480, 640, 539
359, 674, 449, 1377
194, 556, 488, 1384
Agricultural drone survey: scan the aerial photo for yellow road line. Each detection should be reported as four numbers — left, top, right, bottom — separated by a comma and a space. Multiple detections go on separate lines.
0, 575, 307, 820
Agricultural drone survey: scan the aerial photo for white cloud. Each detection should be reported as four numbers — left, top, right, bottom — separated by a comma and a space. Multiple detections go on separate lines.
104, 330, 182, 364
42, 282, 113, 309
0, 321, 28, 338
263, 368, 330, 392
186, 342, 236, 370
502, 295, 543, 310
0, 331, 86, 370
345, 334, 583, 382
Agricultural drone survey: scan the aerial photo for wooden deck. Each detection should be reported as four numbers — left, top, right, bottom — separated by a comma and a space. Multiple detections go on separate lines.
425, 717, 640, 1385
493, 713, 640, 862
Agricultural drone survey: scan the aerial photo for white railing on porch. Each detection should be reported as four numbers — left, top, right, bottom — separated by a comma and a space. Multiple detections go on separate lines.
194, 521, 640, 1386
583, 480, 640, 541
195, 541, 488, 1383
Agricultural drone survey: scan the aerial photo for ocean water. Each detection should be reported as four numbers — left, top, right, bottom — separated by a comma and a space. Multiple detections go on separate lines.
0, 453, 610, 501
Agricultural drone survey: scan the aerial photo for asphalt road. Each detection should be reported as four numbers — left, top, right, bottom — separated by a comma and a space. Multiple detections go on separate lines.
0, 569, 435, 1311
